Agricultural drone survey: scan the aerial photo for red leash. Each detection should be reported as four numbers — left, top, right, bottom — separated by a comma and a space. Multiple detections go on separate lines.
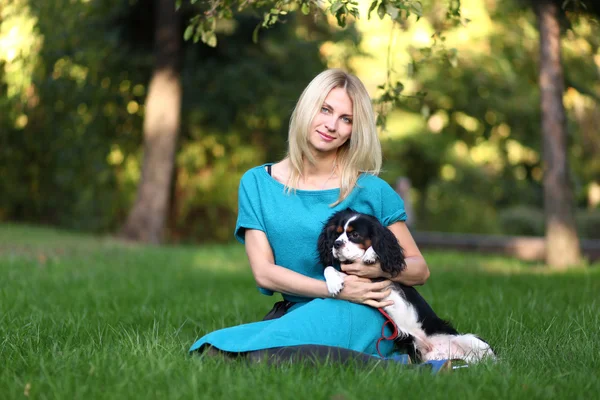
376, 308, 399, 358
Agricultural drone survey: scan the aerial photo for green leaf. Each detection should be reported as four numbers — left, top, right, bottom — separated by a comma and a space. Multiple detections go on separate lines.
336, 12, 347, 28
301, 3, 311, 15
385, 4, 399, 20
410, 2, 423, 17
331, 1, 344, 13
377, 2, 386, 20
368, 1, 379, 19
222, 8, 233, 19
393, 82, 404, 95
207, 34, 217, 47
202, 17, 216, 31
202, 31, 217, 47
193, 29, 202, 43
183, 25, 194, 41
252, 24, 261, 43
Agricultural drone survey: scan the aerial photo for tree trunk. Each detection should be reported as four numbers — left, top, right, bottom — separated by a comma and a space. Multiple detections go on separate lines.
535, 1, 581, 268
120, 0, 181, 244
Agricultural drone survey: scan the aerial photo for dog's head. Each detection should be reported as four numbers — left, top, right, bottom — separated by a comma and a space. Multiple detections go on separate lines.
317, 208, 406, 277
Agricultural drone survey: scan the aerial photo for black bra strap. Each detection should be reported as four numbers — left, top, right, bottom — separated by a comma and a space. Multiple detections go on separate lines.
267, 164, 272, 176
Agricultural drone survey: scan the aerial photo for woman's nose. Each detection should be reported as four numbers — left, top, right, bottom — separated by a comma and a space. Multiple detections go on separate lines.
325, 115, 337, 132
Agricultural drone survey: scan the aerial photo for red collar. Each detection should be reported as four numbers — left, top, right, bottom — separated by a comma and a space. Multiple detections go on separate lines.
376, 308, 399, 358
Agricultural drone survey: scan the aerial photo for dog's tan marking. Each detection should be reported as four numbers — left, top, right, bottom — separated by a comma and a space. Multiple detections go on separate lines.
358, 239, 372, 250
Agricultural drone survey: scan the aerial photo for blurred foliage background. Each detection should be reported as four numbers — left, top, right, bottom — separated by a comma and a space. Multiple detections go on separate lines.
1, 0, 599, 242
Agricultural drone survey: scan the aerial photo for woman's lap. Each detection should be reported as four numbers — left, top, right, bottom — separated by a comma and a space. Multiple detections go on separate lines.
189, 298, 395, 358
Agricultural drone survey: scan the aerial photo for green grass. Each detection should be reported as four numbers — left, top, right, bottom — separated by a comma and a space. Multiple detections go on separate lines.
1, 223, 599, 399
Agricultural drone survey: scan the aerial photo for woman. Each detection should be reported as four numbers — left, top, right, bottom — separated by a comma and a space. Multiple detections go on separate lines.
189, 69, 429, 362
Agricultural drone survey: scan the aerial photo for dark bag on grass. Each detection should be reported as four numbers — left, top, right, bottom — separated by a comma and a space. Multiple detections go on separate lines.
262, 300, 296, 321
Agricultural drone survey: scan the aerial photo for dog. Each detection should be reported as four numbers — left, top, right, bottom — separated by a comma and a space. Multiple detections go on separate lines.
317, 208, 495, 363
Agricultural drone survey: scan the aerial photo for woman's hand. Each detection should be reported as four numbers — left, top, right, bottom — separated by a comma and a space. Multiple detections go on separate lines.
340, 260, 390, 279
337, 275, 394, 308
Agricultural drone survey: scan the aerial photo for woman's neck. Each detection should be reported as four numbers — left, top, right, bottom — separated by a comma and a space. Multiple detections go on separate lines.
301, 154, 337, 178
295, 153, 338, 190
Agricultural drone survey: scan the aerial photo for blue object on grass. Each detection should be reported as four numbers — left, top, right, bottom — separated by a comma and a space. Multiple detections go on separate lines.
387, 355, 466, 374
388, 354, 411, 364
423, 359, 450, 374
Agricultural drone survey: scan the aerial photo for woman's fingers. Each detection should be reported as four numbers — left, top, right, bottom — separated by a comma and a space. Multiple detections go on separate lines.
370, 279, 393, 291
367, 288, 392, 300
344, 275, 371, 284
345, 277, 392, 293
339, 275, 395, 307
340, 263, 361, 275
340, 260, 384, 279
340, 262, 371, 277
363, 299, 394, 308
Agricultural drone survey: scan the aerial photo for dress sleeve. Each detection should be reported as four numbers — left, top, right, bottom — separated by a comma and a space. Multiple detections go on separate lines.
234, 170, 266, 244
234, 170, 275, 296
380, 181, 407, 226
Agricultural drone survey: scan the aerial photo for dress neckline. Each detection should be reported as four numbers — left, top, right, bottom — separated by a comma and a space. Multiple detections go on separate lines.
260, 163, 342, 195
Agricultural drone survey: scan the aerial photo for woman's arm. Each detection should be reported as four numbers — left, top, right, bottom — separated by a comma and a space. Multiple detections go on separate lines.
245, 229, 330, 298
387, 221, 430, 285
244, 229, 394, 307
340, 221, 430, 286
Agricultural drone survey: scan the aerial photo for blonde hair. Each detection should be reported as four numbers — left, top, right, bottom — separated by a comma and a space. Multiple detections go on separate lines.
286, 69, 382, 205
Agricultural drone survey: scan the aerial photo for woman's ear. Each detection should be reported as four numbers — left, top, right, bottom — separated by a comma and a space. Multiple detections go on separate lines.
372, 223, 406, 277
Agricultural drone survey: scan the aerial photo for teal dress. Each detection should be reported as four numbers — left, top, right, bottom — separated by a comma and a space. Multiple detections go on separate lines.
189, 164, 407, 358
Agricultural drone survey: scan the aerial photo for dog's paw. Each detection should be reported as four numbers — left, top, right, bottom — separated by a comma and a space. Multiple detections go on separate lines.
324, 266, 345, 296
362, 247, 379, 265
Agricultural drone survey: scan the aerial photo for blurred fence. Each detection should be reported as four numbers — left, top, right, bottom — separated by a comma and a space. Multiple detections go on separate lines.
396, 178, 600, 262
412, 231, 600, 262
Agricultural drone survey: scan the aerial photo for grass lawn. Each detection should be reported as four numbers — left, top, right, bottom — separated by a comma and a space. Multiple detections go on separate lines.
1, 223, 599, 399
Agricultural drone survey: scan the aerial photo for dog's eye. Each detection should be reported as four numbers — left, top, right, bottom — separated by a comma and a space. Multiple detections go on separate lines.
348, 231, 359, 239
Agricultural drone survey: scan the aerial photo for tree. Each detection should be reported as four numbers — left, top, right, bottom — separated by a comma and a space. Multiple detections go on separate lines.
533, 0, 581, 268
120, 0, 435, 243
530, 0, 600, 267
120, 0, 182, 243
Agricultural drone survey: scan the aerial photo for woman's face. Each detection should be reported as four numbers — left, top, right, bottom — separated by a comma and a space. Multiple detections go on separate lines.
308, 87, 353, 155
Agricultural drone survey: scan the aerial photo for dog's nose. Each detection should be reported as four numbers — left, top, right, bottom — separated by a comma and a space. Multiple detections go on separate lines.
333, 240, 344, 249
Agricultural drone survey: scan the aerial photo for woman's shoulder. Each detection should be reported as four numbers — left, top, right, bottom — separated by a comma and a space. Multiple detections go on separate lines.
240, 164, 270, 182
357, 173, 393, 190
355, 173, 402, 202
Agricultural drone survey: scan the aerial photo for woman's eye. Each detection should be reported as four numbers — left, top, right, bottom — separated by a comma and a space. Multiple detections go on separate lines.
342, 117, 352, 124
321, 107, 330, 114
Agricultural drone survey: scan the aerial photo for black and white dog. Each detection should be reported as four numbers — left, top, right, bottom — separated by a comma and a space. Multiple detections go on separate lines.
317, 208, 495, 363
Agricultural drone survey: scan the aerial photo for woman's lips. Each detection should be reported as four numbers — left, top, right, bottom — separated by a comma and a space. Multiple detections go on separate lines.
318, 131, 335, 142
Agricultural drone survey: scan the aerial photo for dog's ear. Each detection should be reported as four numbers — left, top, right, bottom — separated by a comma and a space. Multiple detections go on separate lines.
317, 222, 337, 267
371, 219, 406, 277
